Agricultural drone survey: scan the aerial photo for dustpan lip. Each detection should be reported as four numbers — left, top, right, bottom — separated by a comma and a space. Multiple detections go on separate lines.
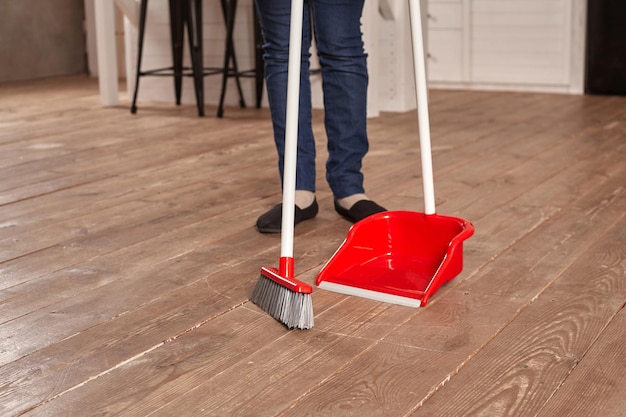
317, 280, 423, 308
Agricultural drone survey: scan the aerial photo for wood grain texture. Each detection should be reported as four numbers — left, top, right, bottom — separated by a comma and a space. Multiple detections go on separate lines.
535, 308, 626, 417
1, 76, 625, 416
409, 214, 626, 417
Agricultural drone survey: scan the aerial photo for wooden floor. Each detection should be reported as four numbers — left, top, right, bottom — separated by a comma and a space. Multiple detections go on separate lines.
1, 76, 625, 417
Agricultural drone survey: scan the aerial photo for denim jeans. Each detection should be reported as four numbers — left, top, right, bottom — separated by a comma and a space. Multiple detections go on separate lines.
254, 0, 369, 199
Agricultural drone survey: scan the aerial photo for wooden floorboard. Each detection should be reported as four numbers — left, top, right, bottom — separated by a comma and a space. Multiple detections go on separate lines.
409, 206, 626, 416
0, 76, 624, 416
535, 307, 626, 417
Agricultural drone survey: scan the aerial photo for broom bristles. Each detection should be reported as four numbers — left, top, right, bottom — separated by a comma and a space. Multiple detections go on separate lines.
251, 274, 314, 330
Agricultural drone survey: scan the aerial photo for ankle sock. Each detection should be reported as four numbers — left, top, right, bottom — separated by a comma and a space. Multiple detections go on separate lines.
295, 190, 315, 209
336, 193, 369, 210
333, 198, 386, 223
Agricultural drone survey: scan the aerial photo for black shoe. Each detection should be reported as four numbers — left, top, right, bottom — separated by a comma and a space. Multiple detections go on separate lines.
334, 199, 386, 223
256, 199, 319, 233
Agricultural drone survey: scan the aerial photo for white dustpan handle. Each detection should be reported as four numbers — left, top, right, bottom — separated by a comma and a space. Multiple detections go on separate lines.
281, 0, 304, 258
408, 0, 436, 215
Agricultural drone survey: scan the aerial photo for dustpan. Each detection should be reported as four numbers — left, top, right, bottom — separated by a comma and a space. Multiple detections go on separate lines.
315, 0, 474, 307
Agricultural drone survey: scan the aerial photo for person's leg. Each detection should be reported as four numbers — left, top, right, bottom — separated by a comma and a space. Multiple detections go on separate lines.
312, 0, 385, 221
255, 0, 318, 232
254, 0, 316, 194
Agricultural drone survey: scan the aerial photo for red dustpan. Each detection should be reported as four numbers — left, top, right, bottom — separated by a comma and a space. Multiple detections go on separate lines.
316, 211, 473, 307
316, 0, 474, 307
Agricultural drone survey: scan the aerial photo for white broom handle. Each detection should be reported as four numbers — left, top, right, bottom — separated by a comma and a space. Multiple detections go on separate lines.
281, 0, 304, 258
408, 0, 436, 215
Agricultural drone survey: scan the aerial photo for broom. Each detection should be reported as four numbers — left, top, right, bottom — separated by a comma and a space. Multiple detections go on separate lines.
250, 0, 314, 330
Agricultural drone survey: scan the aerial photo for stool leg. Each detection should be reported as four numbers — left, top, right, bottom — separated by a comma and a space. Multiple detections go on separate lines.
186, 0, 205, 116
217, 0, 246, 117
228, 0, 247, 108
169, 0, 184, 105
131, 0, 149, 114
253, 5, 264, 108
217, 0, 230, 118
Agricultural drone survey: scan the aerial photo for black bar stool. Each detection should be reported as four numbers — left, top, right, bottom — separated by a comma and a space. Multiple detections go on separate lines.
130, 0, 263, 117
215, 0, 264, 118
131, 0, 206, 116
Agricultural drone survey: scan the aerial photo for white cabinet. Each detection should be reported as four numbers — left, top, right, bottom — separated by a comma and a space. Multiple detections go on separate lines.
427, 0, 465, 82
426, 0, 587, 93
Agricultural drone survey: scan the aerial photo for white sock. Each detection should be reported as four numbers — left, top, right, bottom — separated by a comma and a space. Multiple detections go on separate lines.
295, 190, 315, 209
337, 193, 369, 210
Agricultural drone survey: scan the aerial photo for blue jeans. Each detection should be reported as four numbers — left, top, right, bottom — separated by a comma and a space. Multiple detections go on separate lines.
255, 0, 369, 199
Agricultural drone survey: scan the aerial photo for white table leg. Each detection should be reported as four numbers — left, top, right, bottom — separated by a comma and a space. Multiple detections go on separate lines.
94, 0, 119, 106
